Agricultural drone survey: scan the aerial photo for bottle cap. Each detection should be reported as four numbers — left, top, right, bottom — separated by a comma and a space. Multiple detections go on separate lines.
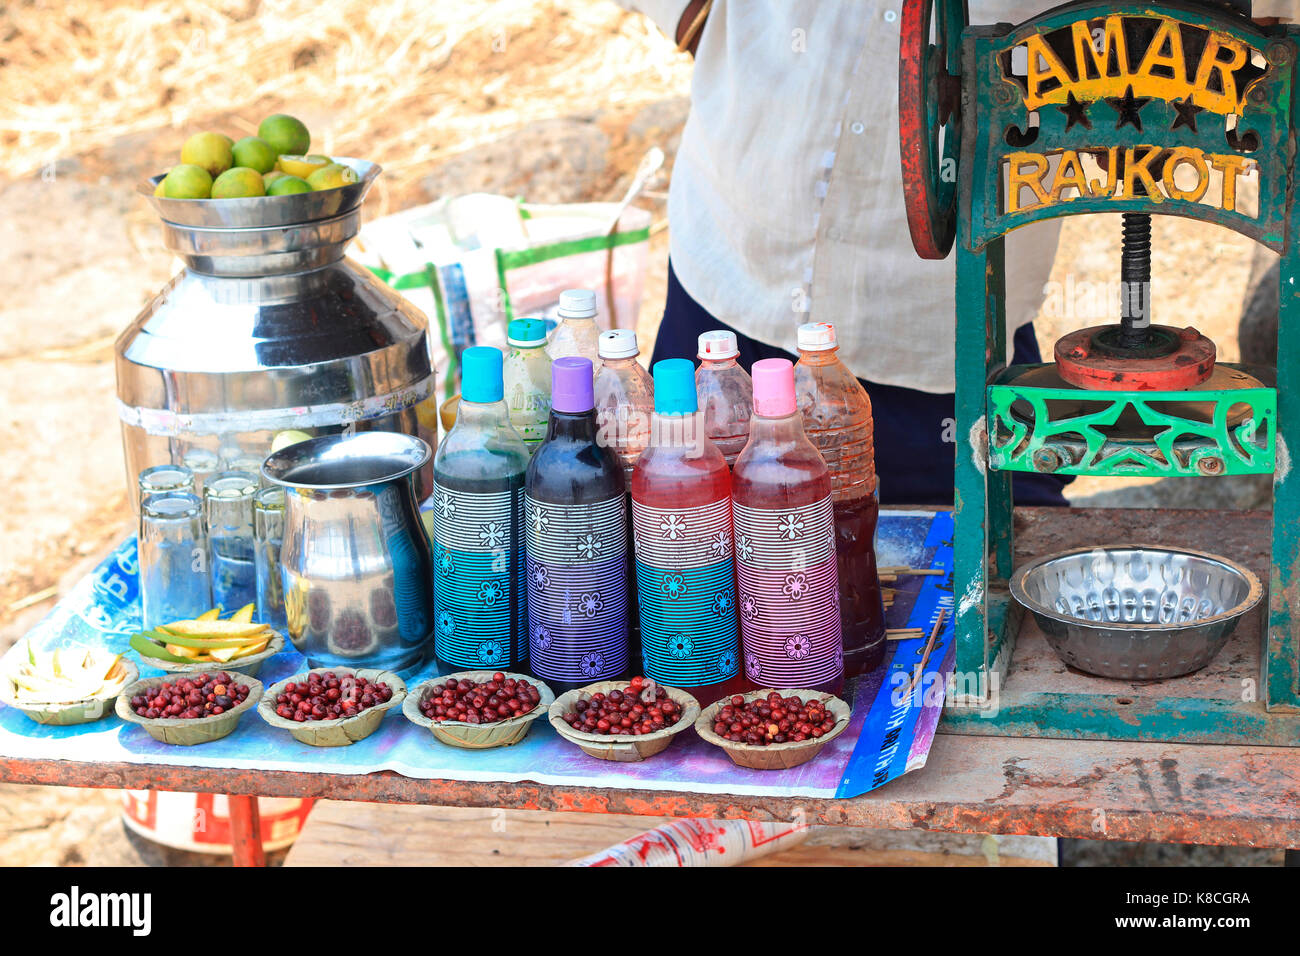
461, 346, 504, 403
698, 330, 739, 360
751, 358, 797, 417
551, 356, 595, 412
507, 317, 548, 347
557, 288, 598, 319
598, 328, 639, 359
653, 359, 698, 415
797, 322, 838, 351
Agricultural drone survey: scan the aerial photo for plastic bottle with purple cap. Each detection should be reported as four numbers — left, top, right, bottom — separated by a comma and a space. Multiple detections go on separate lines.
525, 356, 629, 693
432, 346, 530, 673
695, 330, 753, 468
631, 358, 744, 706
731, 358, 844, 696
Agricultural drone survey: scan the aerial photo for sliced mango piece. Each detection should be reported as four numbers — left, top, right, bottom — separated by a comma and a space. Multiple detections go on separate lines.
163, 620, 271, 639
207, 645, 242, 662
198, 607, 222, 621
228, 603, 256, 625
165, 643, 202, 660
230, 638, 270, 659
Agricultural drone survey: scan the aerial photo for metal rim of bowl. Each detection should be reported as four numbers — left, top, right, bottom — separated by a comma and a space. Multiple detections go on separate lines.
1009, 543, 1264, 633
261, 431, 432, 490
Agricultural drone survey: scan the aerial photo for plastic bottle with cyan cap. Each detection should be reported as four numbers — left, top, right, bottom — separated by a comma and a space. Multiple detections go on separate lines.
546, 288, 603, 373
695, 330, 753, 468
593, 328, 655, 483
630, 358, 743, 706
433, 346, 530, 671
504, 317, 553, 455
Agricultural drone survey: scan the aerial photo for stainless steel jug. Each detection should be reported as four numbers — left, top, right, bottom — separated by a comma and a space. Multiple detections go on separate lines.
116, 159, 436, 506
263, 432, 434, 675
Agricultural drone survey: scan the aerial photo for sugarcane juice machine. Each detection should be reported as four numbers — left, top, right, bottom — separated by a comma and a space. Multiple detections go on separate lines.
899, 0, 1300, 742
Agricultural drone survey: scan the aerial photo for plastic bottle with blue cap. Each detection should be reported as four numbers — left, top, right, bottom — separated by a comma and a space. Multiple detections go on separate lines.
431, 346, 531, 672
504, 317, 552, 455
630, 359, 744, 706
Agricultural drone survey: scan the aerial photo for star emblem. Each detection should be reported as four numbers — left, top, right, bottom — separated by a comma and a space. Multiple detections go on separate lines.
1170, 95, 1205, 134
1058, 91, 1092, 132
1105, 85, 1151, 132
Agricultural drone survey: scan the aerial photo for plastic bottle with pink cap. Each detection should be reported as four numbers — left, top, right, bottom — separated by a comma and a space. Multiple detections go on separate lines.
794, 322, 888, 676
524, 356, 629, 693
695, 330, 753, 468
731, 358, 844, 696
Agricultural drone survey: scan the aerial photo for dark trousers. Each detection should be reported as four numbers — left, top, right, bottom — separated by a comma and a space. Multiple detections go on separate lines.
651, 261, 1070, 507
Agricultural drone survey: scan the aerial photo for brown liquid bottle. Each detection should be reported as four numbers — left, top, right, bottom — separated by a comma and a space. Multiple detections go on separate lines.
794, 323, 887, 676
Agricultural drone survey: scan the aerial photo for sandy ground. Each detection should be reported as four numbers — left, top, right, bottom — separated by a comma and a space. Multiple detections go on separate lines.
0, 0, 1282, 866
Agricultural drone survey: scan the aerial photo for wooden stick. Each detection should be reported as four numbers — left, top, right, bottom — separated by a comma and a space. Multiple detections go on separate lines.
905, 609, 947, 695
885, 628, 924, 641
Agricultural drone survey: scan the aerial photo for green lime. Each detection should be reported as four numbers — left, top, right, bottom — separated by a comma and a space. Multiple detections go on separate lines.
231, 136, 277, 174
210, 167, 266, 198
162, 164, 213, 199
306, 162, 359, 191
257, 114, 311, 157
180, 132, 233, 178
266, 174, 312, 196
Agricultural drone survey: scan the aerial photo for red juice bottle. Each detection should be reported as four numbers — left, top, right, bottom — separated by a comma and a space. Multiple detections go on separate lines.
630, 358, 745, 707
524, 356, 629, 694
731, 359, 844, 696
794, 322, 888, 676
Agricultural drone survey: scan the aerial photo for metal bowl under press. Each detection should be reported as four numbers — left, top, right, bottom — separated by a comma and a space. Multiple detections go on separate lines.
1010, 545, 1263, 680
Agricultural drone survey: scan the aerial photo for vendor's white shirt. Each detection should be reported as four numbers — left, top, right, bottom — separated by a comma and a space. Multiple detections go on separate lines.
618, 0, 1295, 393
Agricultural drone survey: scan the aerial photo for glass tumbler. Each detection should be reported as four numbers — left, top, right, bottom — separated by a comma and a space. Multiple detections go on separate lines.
137, 464, 195, 506
205, 471, 258, 613
139, 492, 211, 628
253, 486, 287, 628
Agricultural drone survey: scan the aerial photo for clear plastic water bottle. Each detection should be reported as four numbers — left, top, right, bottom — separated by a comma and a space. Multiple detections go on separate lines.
504, 317, 552, 456
794, 322, 887, 677
546, 289, 603, 373
695, 330, 753, 468
593, 328, 655, 484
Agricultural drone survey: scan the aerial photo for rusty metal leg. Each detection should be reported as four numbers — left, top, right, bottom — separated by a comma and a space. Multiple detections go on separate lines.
227, 794, 266, 867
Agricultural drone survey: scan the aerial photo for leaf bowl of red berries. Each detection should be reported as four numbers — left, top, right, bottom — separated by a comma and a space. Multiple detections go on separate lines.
258, 667, 406, 747
549, 676, 700, 762
403, 671, 554, 749
115, 671, 262, 746
694, 690, 851, 771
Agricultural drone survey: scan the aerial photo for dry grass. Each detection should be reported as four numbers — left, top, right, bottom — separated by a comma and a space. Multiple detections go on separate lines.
0, 0, 689, 195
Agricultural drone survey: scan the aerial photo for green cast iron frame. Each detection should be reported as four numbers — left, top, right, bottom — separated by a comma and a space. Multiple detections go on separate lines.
943, 0, 1300, 741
